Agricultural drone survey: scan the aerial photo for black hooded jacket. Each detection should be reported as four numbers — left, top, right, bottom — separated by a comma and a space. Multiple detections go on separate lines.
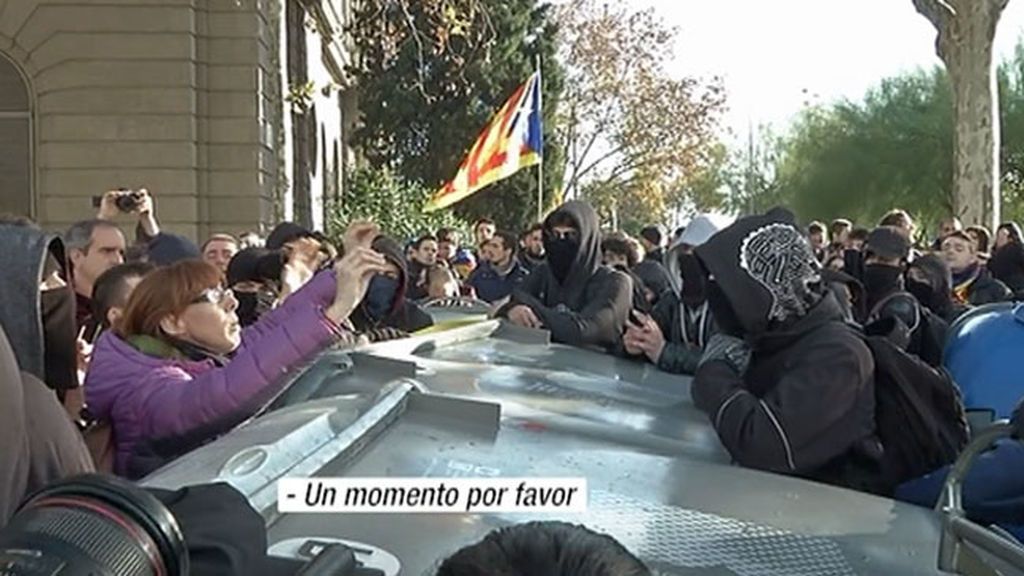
0, 225, 79, 395
502, 202, 631, 350
988, 241, 1024, 296
349, 236, 433, 335
691, 209, 879, 488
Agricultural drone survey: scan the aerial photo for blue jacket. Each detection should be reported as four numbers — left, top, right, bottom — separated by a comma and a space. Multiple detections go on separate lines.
896, 439, 1024, 541
468, 260, 529, 303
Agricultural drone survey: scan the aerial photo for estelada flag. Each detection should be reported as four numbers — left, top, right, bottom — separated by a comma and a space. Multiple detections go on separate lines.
425, 72, 543, 212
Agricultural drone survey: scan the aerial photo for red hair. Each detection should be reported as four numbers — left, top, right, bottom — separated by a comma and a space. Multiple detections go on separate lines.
115, 260, 223, 339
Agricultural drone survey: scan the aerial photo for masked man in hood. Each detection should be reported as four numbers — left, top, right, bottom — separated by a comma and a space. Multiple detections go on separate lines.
500, 201, 631, 351
349, 235, 433, 336
691, 208, 880, 491
859, 227, 948, 367
621, 215, 722, 375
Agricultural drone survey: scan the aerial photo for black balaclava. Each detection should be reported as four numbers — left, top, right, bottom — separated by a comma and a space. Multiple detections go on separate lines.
545, 234, 579, 284
234, 287, 276, 328
679, 253, 707, 307
39, 286, 78, 393
863, 264, 904, 307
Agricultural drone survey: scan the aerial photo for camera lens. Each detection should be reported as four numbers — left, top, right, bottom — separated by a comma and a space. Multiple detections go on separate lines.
0, 474, 188, 576
115, 194, 139, 212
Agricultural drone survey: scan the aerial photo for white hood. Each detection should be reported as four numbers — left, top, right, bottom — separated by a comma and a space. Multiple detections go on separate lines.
665, 214, 731, 295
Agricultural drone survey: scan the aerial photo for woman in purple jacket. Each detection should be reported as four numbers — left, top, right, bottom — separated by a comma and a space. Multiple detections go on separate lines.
84, 244, 387, 478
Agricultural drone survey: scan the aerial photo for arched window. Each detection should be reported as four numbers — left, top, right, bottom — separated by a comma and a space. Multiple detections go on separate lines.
0, 54, 31, 218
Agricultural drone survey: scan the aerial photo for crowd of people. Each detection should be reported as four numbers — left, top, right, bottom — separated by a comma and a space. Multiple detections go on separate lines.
1, 186, 1023, 573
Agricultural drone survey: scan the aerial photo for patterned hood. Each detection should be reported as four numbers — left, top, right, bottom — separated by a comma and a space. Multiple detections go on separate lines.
694, 207, 824, 337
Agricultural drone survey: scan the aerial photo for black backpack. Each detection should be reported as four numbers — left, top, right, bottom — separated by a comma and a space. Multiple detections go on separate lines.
858, 323, 970, 493
867, 291, 949, 367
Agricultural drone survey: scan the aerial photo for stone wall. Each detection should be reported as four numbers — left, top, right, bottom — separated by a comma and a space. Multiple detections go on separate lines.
0, 0, 290, 240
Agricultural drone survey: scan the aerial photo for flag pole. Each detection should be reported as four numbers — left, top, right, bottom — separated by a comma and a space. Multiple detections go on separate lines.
535, 53, 544, 223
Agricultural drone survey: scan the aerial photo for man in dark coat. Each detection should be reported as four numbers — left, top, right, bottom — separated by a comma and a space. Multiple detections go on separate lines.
500, 201, 631, 351
622, 214, 722, 375
468, 231, 529, 303
691, 208, 881, 491
942, 230, 1012, 306
349, 235, 433, 336
860, 226, 947, 367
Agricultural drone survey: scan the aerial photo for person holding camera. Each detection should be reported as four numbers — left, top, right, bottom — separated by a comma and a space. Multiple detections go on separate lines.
95, 188, 160, 241
83, 223, 389, 479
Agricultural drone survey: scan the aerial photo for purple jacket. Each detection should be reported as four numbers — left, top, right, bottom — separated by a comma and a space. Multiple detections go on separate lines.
85, 270, 345, 478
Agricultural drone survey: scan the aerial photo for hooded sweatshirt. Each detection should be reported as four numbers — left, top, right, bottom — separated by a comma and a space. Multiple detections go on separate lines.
0, 225, 78, 395
501, 201, 631, 350
349, 236, 433, 334
0, 325, 93, 526
691, 208, 879, 489
640, 214, 724, 375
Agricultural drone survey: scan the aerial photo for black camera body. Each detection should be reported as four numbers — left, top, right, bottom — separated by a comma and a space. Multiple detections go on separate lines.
90, 189, 144, 213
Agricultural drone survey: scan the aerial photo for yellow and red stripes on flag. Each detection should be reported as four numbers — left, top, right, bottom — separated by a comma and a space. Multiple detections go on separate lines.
425, 72, 543, 212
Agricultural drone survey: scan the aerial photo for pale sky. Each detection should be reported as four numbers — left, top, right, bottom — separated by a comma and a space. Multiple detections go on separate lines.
638, 0, 1024, 139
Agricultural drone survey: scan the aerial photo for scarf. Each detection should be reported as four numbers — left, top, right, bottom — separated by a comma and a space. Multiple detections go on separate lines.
128, 334, 229, 367
952, 264, 981, 305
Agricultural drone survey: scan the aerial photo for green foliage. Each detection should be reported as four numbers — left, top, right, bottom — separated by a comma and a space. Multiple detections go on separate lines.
729, 41, 1024, 230
775, 69, 954, 227
348, 0, 565, 232
326, 167, 467, 243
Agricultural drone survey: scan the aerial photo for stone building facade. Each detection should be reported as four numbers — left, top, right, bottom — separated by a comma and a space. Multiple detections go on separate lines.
0, 0, 355, 241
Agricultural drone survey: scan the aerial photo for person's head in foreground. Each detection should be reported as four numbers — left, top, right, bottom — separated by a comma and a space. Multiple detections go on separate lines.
435, 521, 650, 576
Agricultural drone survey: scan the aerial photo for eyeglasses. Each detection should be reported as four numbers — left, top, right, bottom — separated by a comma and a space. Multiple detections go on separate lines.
192, 286, 234, 306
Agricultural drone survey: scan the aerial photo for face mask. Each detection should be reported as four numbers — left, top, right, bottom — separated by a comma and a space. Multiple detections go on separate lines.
679, 253, 707, 306
906, 277, 946, 313
863, 264, 904, 299
545, 236, 579, 284
706, 280, 744, 338
365, 275, 400, 320
40, 287, 78, 392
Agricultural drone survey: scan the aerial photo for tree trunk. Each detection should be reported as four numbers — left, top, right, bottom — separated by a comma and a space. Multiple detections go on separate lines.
915, 0, 1008, 230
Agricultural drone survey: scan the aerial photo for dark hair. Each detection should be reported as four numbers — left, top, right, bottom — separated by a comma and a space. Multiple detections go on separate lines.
942, 230, 975, 250
521, 223, 544, 239
414, 235, 438, 250
965, 225, 992, 253
998, 222, 1023, 244
116, 260, 223, 338
437, 228, 458, 243
848, 227, 870, 242
546, 212, 576, 230
829, 218, 852, 236
473, 219, 495, 231
639, 226, 662, 246
602, 236, 640, 268
807, 221, 827, 236
879, 209, 914, 230
436, 521, 650, 576
92, 262, 157, 328
489, 231, 518, 255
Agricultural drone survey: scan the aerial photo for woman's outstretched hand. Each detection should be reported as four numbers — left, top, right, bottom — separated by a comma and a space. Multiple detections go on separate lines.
325, 246, 390, 324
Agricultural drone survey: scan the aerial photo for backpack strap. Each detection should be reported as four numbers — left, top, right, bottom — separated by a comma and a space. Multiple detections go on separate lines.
868, 291, 920, 334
